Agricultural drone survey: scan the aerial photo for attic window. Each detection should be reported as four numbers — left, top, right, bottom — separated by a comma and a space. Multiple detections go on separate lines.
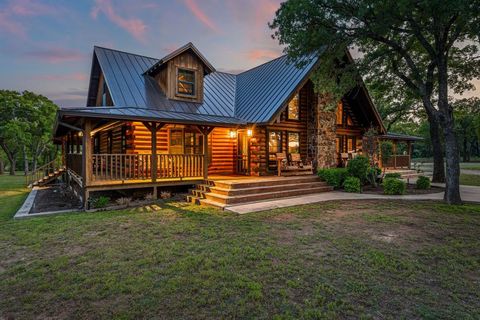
177, 68, 195, 96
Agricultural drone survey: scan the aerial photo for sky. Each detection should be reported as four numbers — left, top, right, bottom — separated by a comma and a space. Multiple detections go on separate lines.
0, 0, 284, 106
0, 0, 478, 107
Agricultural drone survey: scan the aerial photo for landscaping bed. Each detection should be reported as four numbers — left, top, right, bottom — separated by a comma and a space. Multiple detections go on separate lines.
30, 184, 82, 214
362, 183, 444, 195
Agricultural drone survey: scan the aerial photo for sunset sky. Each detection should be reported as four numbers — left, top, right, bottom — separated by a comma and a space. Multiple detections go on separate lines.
0, 0, 478, 107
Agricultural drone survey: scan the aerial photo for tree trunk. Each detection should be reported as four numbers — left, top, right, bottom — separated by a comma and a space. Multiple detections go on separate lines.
424, 102, 445, 183
0, 159, 4, 175
9, 159, 15, 175
23, 145, 29, 176
438, 57, 461, 204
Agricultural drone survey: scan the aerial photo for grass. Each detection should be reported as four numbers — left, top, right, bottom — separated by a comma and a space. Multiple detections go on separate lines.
0, 173, 29, 221
1, 175, 480, 318
460, 174, 480, 186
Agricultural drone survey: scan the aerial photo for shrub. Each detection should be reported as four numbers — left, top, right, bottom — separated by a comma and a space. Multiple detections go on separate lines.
367, 166, 381, 187
144, 193, 155, 201
317, 168, 348, 189
344, 176, 361, 193
116, 197, 132, 206
416, 176, 431, 189
160, 191, 172, 199
347, 155, 370, 183
384, 172, 402, 179
90, 196, 110, 208
383, 178, 406, 195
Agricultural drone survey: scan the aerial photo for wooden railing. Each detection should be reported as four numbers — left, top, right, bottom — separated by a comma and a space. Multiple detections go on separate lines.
66, 153, 83, 177
26, 157, 64, 187
382, 155, 411, 169
91, 153, 204, 182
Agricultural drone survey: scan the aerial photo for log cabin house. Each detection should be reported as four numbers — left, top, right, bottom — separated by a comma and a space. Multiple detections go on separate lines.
48, 43, 419, 208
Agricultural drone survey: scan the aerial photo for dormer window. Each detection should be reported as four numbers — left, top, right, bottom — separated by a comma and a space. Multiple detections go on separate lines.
177, 68, 195, 97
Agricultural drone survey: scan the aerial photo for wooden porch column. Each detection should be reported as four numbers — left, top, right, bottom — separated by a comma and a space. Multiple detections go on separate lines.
393, 141, 397, 169
82, 120, 92, 208
143, 122, 164, 184
197, 126, 214, 180
407, 141, 412, 169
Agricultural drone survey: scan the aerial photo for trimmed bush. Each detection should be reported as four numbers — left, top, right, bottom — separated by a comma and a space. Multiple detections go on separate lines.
90, 196, 110, 208
384, 172, 402, 179
317, 168, 348, 189
383, 178, 406, 195
416, 176, 431, 189
367, 166, 381, 187
344, 176, 361, 193
347, 156, 370, 183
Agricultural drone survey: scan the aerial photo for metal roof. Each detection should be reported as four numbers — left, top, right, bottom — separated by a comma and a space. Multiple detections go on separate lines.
145, 42, 216, 76
89, 45, 321, 125
235, 53, 320, 123
59, 107, 246, 126
380, 132, 423, 141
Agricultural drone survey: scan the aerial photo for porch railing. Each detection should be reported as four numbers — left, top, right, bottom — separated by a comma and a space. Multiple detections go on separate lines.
26, 157, 64, 187
382, 155, 411, 169
91, 153, 204, 182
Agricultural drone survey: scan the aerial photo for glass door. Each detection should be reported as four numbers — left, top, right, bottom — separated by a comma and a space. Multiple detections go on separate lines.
236, 132, 250, 175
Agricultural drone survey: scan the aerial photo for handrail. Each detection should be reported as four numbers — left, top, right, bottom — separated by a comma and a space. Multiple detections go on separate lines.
26, 157, 64, 187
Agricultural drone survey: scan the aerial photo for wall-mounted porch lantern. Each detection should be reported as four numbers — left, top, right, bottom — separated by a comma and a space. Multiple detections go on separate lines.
229, 129, 237, 138
247, 129, 253, 137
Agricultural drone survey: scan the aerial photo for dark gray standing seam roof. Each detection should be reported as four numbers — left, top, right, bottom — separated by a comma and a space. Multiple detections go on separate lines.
68, 46, 321, 126
235, 54, 319, 123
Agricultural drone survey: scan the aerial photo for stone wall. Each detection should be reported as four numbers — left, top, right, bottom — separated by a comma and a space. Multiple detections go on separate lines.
316, 95, 337, 169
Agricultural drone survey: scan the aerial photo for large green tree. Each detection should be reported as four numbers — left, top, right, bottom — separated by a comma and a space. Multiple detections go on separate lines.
270, 0, 480, 204
0, 90, 57, 175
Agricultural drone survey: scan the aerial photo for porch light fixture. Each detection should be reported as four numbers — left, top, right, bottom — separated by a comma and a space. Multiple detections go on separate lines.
247, 129, 253, 137
229, 130, 237, 138
78, 131, 83, 137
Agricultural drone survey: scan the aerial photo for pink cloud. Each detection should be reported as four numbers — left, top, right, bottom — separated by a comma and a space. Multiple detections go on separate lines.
33, 73, 88, 81
183, 0, 219, 32
247, 49, 281, 62
24, 48, 86, 64
91, 0, 147, 43
9, 0, 59, 16
0, 0, 60, 38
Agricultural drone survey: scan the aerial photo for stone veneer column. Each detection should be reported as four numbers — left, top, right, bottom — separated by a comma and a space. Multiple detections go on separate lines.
316, 95, 337, 169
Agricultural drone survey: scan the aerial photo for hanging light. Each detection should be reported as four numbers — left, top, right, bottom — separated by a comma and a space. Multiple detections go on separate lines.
247, 129, 253, 137
229, 130, 237, 138
78, 131, 83, 137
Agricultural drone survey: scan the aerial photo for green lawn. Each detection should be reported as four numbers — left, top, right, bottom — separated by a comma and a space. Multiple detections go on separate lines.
460, 174, 480, 186
0, 176, 480, 318
0, 173, 29, 221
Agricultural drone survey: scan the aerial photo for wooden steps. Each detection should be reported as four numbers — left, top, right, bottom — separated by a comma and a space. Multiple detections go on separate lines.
187, 175, 333, 209
31, 168, 65, 187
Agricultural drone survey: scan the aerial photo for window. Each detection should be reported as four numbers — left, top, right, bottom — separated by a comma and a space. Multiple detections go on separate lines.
169, 129, 183, 154
269, 131, 282, 154
184, 131, 203, 154
287, 93, 300, 120
94, 134, 100, 154
336, 102, 343, 125
107, 131, 113, 154
288, 132, 299, 154
121, 126, 127, 153
177, 68, 195, 96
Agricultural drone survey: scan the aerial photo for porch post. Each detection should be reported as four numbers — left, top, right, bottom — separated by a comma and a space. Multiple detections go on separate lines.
143, 122, 164, 186
203, 131, 209, 179
407, 141, 412, 169
82, 119, 92, 208
393, 141, 397, 169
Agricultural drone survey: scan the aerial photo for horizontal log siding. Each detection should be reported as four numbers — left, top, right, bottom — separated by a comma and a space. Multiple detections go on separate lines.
208, 127, 236, 175
131, 121, 168, 154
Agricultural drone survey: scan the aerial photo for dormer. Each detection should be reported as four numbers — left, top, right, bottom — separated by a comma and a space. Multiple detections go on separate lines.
145, 42, 215, 103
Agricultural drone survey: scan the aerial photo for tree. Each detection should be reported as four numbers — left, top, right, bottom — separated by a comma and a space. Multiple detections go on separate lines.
454, 98, 480, 162
0, 90, 58, 175
365, 67, 446, 183
270, 0, 480, 204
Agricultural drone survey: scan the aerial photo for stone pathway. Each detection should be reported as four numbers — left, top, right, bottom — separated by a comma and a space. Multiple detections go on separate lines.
225, 185, 480, 214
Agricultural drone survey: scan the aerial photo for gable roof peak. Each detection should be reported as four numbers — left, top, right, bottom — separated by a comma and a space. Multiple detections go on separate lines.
144, 42, 216, 76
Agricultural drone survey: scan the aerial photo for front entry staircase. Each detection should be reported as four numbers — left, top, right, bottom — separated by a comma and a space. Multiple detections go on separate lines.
26, 159, 65, 188
187, 175, 333, 209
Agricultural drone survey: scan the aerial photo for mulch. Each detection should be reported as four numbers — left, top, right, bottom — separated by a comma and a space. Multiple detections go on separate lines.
361, 184, 444, 195
30, 184, 82, 214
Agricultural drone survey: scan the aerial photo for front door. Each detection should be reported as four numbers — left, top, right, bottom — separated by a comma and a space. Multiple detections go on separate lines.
236, 132, 250, 175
